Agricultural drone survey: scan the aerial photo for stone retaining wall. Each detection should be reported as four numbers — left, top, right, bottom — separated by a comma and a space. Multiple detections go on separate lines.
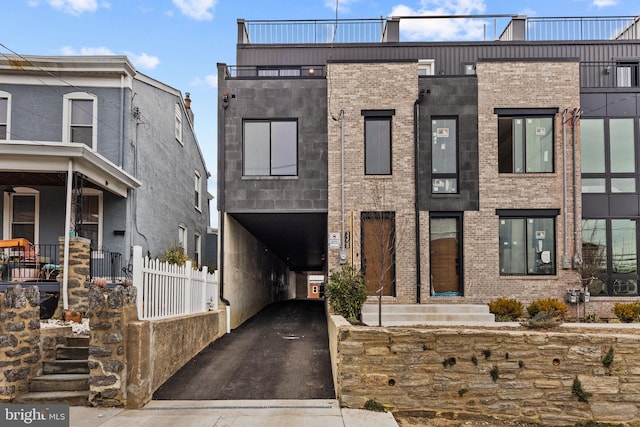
0, 285, 41, 401
329, 315, 640, 426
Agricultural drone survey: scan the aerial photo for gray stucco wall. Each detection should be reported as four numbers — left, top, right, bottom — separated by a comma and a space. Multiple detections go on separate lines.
220, 78, 328, 213
418, 76, 479, 212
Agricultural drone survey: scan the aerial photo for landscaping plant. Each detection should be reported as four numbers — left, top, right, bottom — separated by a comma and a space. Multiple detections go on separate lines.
488, 297, 524, 321
325, 265, 367, 324
526, 298, 568, 319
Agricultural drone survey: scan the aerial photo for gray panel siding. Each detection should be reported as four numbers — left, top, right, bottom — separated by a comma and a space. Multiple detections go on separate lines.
418, 77, 479, 212
221, 78, 328, 212
237, 41, 640, 73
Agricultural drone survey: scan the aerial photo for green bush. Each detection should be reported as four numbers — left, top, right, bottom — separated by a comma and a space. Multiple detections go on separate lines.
526, 298, 568, 319
612, 302, 640, 323
488, 297, 523, 321
325, 266, 367, 324
160, 243, 192, 266
521, 311, 563, 329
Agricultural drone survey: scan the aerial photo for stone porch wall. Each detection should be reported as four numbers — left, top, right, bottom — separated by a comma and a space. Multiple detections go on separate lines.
54, 236, 92, 319
329, 314, 640, 426
0, 286, 41, 401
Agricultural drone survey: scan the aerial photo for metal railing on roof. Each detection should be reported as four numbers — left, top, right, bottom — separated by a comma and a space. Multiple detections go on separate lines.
243, 18, 386, 44
226, 65, 326, 79
581, 61, 640, 88
525, 16, 639, 41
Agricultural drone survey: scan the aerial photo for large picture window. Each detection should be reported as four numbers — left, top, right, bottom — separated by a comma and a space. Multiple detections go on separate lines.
581, 118, 636, 193
497, 109, 555, 173
243, 120, 297, 176
431, 118, 458, 193
582, 218, 638, 296
498, 211, 556, 276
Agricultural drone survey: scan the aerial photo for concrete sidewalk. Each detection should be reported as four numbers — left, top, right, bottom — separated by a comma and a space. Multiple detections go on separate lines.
69, 399, 399, 427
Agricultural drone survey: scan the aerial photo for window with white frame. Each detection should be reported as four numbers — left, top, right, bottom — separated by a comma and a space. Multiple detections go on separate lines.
178, 225, 187, 253
418, 59, 435, 76
0, 91, 11, 140
175, 103, 183, 144
74, 189, 103, 249
194, 171, 202, 211
63, 92, 97, 149
3, 188, 39, 244
194, 233, 201, 266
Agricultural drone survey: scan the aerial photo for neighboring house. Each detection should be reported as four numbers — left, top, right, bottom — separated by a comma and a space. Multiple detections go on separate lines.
0, 55, 211, 282
218, 15, 640, 328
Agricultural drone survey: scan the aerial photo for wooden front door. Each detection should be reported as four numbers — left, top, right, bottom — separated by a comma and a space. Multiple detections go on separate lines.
361, 212, 395, 296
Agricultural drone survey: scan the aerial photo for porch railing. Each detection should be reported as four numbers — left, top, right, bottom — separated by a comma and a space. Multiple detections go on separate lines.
90, 248, 125, 283
581, 61, 640, 88
130, 245, 218, 320
0, 243, 60, 282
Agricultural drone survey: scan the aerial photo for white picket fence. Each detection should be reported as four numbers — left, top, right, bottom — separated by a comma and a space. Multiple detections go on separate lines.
131, 245, 218, 320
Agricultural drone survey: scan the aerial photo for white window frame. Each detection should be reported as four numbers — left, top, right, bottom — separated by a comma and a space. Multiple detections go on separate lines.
175, 103, 183, 145
63, 92, 98, 150
0, 90, 11, 140
194, 233, 201, 266
178, 224, 187, 254
194, 170, 202, 211
72, 188, 103, 249
418, 59, 435, 76
3, 187, 40, 244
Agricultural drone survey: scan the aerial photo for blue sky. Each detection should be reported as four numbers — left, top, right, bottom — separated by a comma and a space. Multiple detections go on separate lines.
2, 0, 639, 224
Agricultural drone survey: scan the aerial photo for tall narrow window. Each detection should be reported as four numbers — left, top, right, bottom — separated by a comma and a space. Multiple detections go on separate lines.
0, 91, 10, 140
363, 111, 393, 175
63, 93, 97, 149
3, 188, 39, 244
178, 225, 187, 254
497, 110, 555, 173
77, 193, 102, 248
194, 171, 202, 211
431, 118, 458, 193
194, 233, 201, 266
581, 119, 606, 193
243, 120, 297, 176
175, 103, 183, 144
499, 211, 556, 276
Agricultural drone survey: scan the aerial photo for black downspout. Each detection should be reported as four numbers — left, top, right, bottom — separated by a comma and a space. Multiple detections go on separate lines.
414, 89, 426, 304
218, 64, 231, 312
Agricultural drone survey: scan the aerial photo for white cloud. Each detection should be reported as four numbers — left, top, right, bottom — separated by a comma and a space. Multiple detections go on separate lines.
191, 74, 218, 89
390, 0, 489, 41
46, 0, 108, 15
60, 46, 114, 55
172, 0, 216, 21
126, 52, 160, 70
592, 0, 617, 7
324, 0, 361, 14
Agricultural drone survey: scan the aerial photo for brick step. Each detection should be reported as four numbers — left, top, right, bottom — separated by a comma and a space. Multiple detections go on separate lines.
362, 304, 491, 314
30, 374, 89, 392
13, 390, 89, 406
362, 312, 496, 323
65, 335, 90, 347
361, 304, 495, 326
56, 346, 89, 360
43, 360, 89, 375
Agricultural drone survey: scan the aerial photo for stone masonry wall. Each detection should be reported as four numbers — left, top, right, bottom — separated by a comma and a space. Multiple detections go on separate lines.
54, 236, 92, 318
0, 285, 41, 401
87, 284, 138, 407
334, 318, 640, 426
327, 62, 418, 303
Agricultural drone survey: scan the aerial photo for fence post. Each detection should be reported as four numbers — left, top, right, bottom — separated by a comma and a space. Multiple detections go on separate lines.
185, 260, 192, 315
132, 246, 143, 318
202, 266, 209, 312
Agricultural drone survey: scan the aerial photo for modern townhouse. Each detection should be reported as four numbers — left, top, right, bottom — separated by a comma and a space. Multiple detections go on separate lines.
218, 15, 640, 327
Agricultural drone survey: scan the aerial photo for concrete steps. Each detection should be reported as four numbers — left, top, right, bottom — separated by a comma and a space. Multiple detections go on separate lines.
361, 304, 495, 326
14, 335, 89, 406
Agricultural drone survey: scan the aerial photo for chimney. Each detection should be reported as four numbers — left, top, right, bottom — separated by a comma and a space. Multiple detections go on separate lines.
184, 92, 194, 123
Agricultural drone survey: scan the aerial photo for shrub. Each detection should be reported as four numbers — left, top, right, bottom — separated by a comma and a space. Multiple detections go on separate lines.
488, 297, 523, 321
612, 302, 640, 323
325, 266, 367, 324
160, 243, 192, 266
527, 298, 568, 319
521, 310, 563, 329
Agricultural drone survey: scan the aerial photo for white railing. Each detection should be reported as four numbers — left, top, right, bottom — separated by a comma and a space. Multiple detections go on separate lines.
131, 245, 218, 320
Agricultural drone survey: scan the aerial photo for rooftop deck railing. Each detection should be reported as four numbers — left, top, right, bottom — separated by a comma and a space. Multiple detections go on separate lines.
240, 15, 640, 44
226, 65, 326, 79
581, 61, 640, 88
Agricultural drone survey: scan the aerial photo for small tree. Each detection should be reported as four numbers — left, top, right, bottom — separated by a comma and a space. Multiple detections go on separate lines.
325, 265, 367, 324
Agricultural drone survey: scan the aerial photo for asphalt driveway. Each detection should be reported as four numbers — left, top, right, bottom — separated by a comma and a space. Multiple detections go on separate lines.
153, 298, 335, 400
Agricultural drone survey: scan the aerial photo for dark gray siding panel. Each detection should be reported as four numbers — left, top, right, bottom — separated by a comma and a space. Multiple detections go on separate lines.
237, 41, 640, 74
418, 76, 479, 212
222, 79, 328, 212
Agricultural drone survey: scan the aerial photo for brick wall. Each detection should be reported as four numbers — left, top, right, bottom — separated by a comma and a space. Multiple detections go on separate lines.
327, 62, 418, 303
